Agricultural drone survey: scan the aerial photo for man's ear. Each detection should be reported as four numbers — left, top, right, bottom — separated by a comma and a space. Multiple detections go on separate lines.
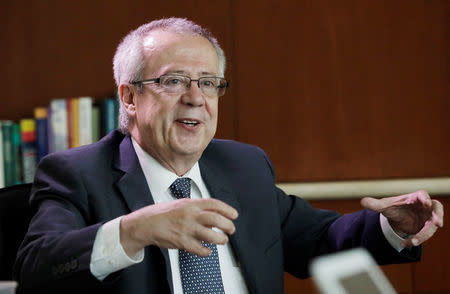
119, 84, 136, 116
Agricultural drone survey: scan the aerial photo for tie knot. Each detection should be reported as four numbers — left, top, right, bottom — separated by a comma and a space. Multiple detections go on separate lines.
170, 177, 191, 199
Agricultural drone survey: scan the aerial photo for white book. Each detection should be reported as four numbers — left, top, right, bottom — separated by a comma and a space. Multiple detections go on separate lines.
0, 121, 4, 188
78, 97, 93, 146
50, 99, 68, 152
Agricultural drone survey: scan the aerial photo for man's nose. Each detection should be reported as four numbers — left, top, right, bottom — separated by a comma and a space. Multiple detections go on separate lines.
181, 81, 205, 106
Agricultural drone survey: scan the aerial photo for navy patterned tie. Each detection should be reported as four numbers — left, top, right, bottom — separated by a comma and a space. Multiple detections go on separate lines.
169, 177, 225, 294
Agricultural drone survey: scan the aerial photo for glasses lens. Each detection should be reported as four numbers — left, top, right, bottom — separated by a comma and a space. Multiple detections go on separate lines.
160, 75, 189, 93
199, 77, 218, 97
216, 79, 228, 97
199, 77, 228, 97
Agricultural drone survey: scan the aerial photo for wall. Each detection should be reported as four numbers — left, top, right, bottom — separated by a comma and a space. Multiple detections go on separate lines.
1, 1, 449, 293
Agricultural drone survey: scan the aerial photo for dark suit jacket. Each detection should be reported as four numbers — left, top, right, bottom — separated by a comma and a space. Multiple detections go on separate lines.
13, 130, 420, 294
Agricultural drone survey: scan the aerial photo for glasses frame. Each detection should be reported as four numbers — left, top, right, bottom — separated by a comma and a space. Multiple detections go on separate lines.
131, 74, 229, 97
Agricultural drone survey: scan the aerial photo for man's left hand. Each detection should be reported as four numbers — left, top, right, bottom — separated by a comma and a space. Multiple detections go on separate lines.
361, 190, 444, 247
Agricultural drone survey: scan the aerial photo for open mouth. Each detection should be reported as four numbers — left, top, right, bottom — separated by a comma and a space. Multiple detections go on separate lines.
178, 119, 199, 126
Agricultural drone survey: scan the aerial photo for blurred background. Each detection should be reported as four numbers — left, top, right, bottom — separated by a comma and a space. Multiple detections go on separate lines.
1, 1, 448, 293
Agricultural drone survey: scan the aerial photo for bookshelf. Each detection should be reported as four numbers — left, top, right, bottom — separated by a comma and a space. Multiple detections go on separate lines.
0, 97, 119, 188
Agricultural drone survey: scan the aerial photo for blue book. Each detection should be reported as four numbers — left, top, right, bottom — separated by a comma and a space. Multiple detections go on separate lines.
101, 98, 118, 137
34, 107, 48, 162
46, 106, 55, 154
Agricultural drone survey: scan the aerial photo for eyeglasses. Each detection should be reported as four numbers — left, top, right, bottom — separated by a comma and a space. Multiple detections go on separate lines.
131, 74, 229, 97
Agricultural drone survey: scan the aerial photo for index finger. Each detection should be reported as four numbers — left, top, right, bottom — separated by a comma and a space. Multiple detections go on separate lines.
361, 190, 433, 213
403, 200, 444, 247
194, 198, 239, 220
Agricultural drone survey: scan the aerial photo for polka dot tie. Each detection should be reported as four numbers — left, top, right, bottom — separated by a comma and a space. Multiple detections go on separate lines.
170, 178, 225, 294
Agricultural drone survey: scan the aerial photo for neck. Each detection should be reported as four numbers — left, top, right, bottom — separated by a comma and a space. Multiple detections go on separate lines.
131, 135, 199, 177
155, 153, 198, 176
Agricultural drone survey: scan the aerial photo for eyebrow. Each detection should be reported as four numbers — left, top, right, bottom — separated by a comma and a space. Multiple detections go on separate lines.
169, 70, 217, 77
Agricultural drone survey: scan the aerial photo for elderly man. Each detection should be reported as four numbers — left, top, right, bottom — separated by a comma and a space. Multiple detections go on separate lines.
14, 18, 443, 294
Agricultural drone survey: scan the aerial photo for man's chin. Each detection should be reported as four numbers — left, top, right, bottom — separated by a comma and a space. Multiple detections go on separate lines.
171, 141, 206, 157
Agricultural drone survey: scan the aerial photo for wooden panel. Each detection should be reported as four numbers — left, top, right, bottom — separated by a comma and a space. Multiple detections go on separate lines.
231, 0, 450, 181
412, 196, 450, 293
0, 0, 236, 139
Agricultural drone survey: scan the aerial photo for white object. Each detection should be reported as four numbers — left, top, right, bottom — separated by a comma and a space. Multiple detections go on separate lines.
0, 281, 17, 294
277, 177, 450, 200
50, 99, 68, 152
78, 96, 93, 146
310, 248, 397, 294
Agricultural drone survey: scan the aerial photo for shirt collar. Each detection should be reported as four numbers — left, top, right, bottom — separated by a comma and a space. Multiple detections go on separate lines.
131, 137, 203, 197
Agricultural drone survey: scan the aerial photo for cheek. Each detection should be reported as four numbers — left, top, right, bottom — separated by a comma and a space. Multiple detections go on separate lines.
137, 98, 165, 124
207, 100, 219, 120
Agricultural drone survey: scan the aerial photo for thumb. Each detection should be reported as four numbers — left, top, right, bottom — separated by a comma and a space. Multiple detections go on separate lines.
360, 197, 387, 212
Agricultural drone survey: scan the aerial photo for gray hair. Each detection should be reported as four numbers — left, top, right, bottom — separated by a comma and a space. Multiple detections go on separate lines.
113, 17, 226, 134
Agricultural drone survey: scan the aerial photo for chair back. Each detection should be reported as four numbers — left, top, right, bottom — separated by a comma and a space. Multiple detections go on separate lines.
0, 184, 32, 280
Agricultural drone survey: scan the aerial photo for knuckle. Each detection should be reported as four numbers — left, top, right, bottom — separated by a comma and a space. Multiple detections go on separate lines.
417, 190, 429, 197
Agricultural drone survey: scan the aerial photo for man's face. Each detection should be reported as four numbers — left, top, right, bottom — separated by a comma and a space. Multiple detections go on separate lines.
127, 30, 220, 172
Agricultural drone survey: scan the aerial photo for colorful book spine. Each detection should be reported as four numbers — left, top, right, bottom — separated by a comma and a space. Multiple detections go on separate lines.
20, 119, 37, 183
91, 105, 100, 142
34, 107, 48, 162
100, 98, 118, 137
50, 99, 68, 152
0, 121, 4, 188
70, 98, 79, 148
46, 106, 54, 154
2, 121, 14, 186
11, 123, 23, 185
78, 97, 93, 146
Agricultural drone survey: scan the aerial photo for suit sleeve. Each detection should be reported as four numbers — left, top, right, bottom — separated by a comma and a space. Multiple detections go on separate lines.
258, 151, 421, 279
13, 153, 110, 291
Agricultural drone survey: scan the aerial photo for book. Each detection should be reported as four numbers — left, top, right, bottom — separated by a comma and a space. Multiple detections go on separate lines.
34, 107, 48, 162
11, 123, 23, 185
2, 121, 14, 186
20, 119, 37, 183
91, 104, 100, 142
100, 98, 118, 137
69, 98, 79, 148
46, 106, 54, 154
78, 97, 93, 146
50, 99, 68, 152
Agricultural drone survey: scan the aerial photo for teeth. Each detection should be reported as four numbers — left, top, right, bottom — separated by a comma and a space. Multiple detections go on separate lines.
181, 120, 198, 125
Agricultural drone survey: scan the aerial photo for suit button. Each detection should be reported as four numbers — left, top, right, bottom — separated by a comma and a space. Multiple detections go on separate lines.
64, 262, 71, 272
70, 259, 78, 270
57, 264, 64, 274
52, 266, 58, 276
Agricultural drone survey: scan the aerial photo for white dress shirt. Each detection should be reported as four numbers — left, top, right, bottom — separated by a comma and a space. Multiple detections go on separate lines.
90, 138, 249, 293
89, 138, 406, 292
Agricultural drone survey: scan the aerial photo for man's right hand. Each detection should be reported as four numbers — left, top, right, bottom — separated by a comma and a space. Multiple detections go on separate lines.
119, 198, 238, 257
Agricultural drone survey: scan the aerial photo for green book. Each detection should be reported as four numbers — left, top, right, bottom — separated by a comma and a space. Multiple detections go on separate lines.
11, 123, 23, 185
2, 121, 14, 186
92, 105, 100, 142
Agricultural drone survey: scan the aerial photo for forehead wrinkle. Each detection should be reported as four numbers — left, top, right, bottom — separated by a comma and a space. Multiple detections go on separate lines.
165, 70, 218, 77
141, 31, 219, 78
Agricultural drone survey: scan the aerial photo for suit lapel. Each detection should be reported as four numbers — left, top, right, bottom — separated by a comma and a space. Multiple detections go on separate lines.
113, 135, 173, 293
199, 154, 260, 294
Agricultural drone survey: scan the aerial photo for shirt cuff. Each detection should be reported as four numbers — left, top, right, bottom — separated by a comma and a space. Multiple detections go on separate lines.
90, 216, 145, 280
379, 213, 407, 252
